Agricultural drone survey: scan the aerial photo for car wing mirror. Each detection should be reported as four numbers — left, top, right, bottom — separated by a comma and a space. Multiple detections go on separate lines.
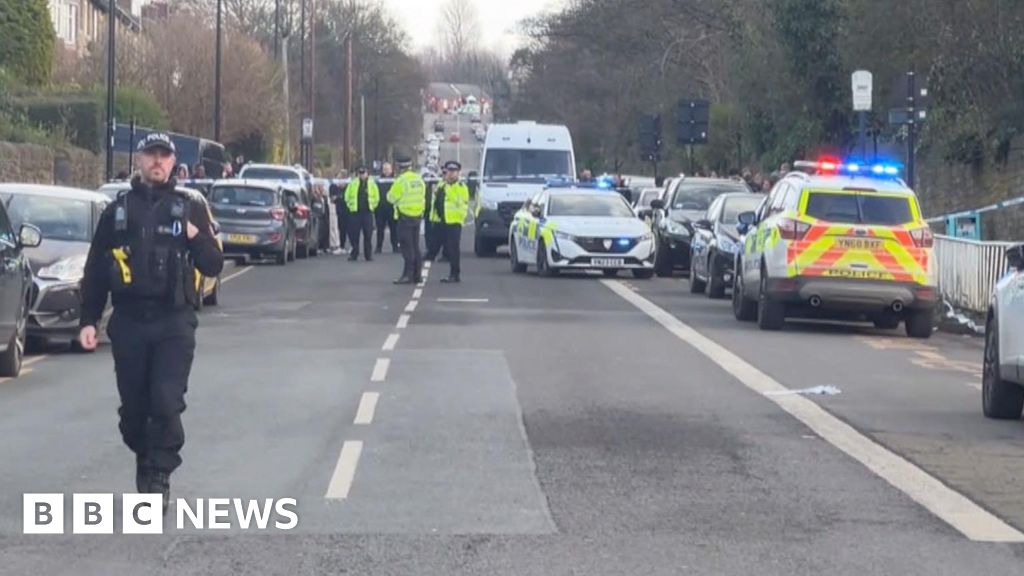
18, 224, 42, 248
649, 199, 665, 211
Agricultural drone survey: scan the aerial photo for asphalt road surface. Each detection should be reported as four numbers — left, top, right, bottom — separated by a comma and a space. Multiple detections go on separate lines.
2, 229, 1024, 575
422, 111, 483, 173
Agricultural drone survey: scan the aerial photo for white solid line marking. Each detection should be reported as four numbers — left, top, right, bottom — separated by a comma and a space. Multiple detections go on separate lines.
602, 279, 1024, 543
437, 298, 489, 303
325, 441, 363, 499
382, 333, 400, 351
221, 265, 254, 284
412, 288, 423, 299
405, 300, 418, 313
397, 314, 410, 329
371, 358, 390, 382
23, 355, 47, 368
966, 382, 983, 391
354, 392, 380, 425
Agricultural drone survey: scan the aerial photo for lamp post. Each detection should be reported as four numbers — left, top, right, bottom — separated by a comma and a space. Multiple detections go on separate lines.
104, 0, 117, 181
214, 0, 223, 143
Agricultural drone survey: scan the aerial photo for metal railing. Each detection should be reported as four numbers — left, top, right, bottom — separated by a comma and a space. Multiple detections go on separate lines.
934, 235, 1015, 313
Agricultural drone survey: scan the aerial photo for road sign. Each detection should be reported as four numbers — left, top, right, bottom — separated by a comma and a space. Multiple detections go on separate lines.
302, 118, 313, 140
675, 99, 710, 145
852, 70, 872, 111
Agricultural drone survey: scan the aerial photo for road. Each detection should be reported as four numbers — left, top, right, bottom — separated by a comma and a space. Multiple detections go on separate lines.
422, 111, 484, 173
2, 230, 1024, 575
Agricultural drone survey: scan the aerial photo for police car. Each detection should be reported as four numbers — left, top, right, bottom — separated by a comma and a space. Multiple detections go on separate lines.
508, 184, 656, 278
731, 158, 937, 338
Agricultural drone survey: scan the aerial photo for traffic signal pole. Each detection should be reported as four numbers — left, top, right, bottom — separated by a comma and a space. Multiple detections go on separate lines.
906, 71, 916, 189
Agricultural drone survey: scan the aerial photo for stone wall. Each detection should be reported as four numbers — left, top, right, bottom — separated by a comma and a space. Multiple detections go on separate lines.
916, 141, 1024, 241
0, 141, 103, 189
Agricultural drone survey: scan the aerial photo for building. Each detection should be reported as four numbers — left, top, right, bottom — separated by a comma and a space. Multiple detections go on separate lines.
48, 0, 142, 57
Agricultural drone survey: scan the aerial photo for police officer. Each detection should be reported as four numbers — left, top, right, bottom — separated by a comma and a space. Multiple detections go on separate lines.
78, 133, 224, 511
386, 156, 426, 284
344, 166, 378, 261
429, 160, 470, 283
375, 162, 399, 253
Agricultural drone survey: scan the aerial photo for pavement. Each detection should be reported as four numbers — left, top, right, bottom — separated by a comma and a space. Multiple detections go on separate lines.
2, 229, 1024, 575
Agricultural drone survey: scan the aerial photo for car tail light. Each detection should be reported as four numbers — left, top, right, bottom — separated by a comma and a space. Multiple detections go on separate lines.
909, 227, 934, 248
270, 207, 286, 220
296, 204, 310, 218
777, 218, 810, 241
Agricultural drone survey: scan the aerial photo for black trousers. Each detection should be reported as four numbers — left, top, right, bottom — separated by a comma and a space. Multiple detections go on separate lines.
444, 223, 462, 278
396, 216, 422, 281
425, 219, 444, 260
107, 307, 197, 474
348, 211, 374, 260
376, 200, 398, 252
336, 202, 350, 249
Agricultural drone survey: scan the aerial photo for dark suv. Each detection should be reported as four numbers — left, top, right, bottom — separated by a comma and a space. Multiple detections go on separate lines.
0, 184, 42, 377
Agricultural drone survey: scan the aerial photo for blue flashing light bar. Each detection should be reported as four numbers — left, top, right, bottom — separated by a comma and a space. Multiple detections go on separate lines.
794, 158, 902, 178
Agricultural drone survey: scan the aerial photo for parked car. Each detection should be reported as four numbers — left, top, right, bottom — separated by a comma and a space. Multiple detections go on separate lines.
449, 132, 461, 143
95, 181, 223, 310
0, 185, 108, 351
983, 243, 1024, 419
688, 192, 764, 298
633, 187, 663, 220
209, 180, 297, 265
0, 186, 45, 373
237, 163, 323, 258
650, 177, 752, 277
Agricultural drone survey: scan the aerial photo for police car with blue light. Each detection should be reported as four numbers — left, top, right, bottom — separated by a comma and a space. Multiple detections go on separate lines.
507, 179, 656, 278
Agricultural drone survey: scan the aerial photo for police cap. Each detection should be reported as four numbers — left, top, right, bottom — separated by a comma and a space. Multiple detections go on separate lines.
395, 155, 413, 168
443, 160, 462, 171
137, 132, 176, 154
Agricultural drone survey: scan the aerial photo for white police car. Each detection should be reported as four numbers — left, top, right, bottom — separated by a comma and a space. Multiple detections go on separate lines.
508, 186, 656, 278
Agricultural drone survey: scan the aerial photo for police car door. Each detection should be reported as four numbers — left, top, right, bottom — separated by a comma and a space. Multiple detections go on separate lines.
517, 193, 544, 265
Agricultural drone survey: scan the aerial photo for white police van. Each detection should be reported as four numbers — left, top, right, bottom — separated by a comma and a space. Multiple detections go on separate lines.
473, 122, 576, 256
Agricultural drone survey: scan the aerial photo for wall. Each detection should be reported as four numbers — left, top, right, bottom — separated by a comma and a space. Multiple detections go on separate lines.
0, 141, 103, 188
916, 140, 1024, 242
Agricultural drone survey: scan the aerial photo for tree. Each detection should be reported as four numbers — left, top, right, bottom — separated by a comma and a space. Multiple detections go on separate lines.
0, 0, 56, 86
437, 0, 481, 64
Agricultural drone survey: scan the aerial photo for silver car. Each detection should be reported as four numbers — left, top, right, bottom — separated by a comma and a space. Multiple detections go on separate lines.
983, 243, 1024, 419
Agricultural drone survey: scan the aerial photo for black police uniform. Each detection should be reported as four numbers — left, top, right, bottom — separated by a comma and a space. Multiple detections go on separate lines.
375, 177, 398, 253
80, 175, 223, 502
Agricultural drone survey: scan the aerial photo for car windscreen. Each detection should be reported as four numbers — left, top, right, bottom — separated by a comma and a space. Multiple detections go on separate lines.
240, 167, 300, 182
211, 187, 277, 207
638, 190, 661, 208
803, 191, 914, 225
671, 182, 749, 211
721, 196, 764, 224
548, 194, 634, 218
1, 193, 93, 242
483, 149, 572, 183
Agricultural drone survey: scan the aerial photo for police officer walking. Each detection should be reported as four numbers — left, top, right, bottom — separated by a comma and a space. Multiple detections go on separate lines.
429, 160, 470, 283
78, 133, 224, 511
386, 156, 426, 284
344, 166, 378, 261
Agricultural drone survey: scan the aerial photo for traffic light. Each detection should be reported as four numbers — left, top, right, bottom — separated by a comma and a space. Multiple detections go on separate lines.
637, 113, 662, 161
676, 99, 710, 145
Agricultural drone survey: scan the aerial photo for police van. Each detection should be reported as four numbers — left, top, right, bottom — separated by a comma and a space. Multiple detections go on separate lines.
732, 158, 937, 338
473, 122, 576, 256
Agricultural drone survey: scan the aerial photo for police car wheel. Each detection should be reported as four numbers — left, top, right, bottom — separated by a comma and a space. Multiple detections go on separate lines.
732, 269, 757, 322
905, 309, 934, 339
510, 242, 527, 274
706, 254, 727, 299
982, 314, 1024, 419
756, 271, 785, 331
536, 241, 556, 277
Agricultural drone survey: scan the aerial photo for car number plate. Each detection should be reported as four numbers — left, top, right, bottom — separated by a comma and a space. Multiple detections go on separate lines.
592, 258, 624, 267
836, 237, 882, 250
227, 233, 257, 244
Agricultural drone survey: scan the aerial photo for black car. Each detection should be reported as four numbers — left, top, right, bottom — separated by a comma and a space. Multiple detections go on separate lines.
0, 186, 46, 372
209, 180, 297, 265
688, 192, 764, 298
434, 119, 445, 133
650, 177, 752, 277
0, 185, 105, 352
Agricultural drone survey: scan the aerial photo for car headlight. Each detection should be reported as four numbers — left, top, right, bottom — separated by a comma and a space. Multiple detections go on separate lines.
37, 254, 87, 282
553, 230, 576, 242
664, 219, 690, 237
718, 236, 740, 254
478, 198, 498, 210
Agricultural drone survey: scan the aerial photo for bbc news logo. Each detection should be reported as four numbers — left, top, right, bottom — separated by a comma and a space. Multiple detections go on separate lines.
23, 494, 299, 534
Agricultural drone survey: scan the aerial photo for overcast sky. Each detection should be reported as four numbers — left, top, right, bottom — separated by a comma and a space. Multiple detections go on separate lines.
381, 0, 563, 56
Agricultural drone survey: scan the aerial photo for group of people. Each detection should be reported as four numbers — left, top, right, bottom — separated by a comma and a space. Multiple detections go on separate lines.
331, 157, 470, 285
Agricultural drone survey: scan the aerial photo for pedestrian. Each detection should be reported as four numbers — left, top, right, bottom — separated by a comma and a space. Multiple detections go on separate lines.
386, 156, 426, 285
176, 164, 189, 180
579, 169, 593, 183
193, 164, 206, 179
344, 166, 378, 261
78, 133, 224, 512
330, 177, 349, 252
429, 160, 470, 283
375, 162, 399, 253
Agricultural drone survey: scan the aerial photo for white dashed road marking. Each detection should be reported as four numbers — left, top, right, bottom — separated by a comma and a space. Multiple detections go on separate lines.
371, 358, 390, 382
397, 314, 410, 329
604, 279, 1024, 543
382, 333, 400, 351
436, 298, 489, 303
325, 441, 363, 499
354, 392, 380, 425
405, 300, 418, 313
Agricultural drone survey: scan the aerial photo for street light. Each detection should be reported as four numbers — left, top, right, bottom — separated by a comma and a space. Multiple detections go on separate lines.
214, 0, 223, 143
104, 0, 117, 181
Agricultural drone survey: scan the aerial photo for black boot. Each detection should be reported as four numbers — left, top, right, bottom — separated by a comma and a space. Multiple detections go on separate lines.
440, 275, 460, 283
148, 471, 171, 516
135, 462, 150, 493
393, 276, 413, 285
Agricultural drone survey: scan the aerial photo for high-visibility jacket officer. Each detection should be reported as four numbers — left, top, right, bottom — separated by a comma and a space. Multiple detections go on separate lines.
386, 156, 427, 284
343, 166, 379, 261
430, 160, 470, 283
78, 133, 224, 512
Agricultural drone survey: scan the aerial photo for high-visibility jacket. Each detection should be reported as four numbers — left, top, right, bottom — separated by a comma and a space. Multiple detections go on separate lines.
386, 170, 426, 218
344, 178, 380, 213
429, 180, 470, 225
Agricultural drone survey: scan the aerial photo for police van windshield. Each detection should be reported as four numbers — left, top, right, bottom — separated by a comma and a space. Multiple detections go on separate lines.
803, 192, 914, 225
548, 194, 634, 218
211, 187, 277, 207
483, 149, 572, 183
2, 193, 93, 242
